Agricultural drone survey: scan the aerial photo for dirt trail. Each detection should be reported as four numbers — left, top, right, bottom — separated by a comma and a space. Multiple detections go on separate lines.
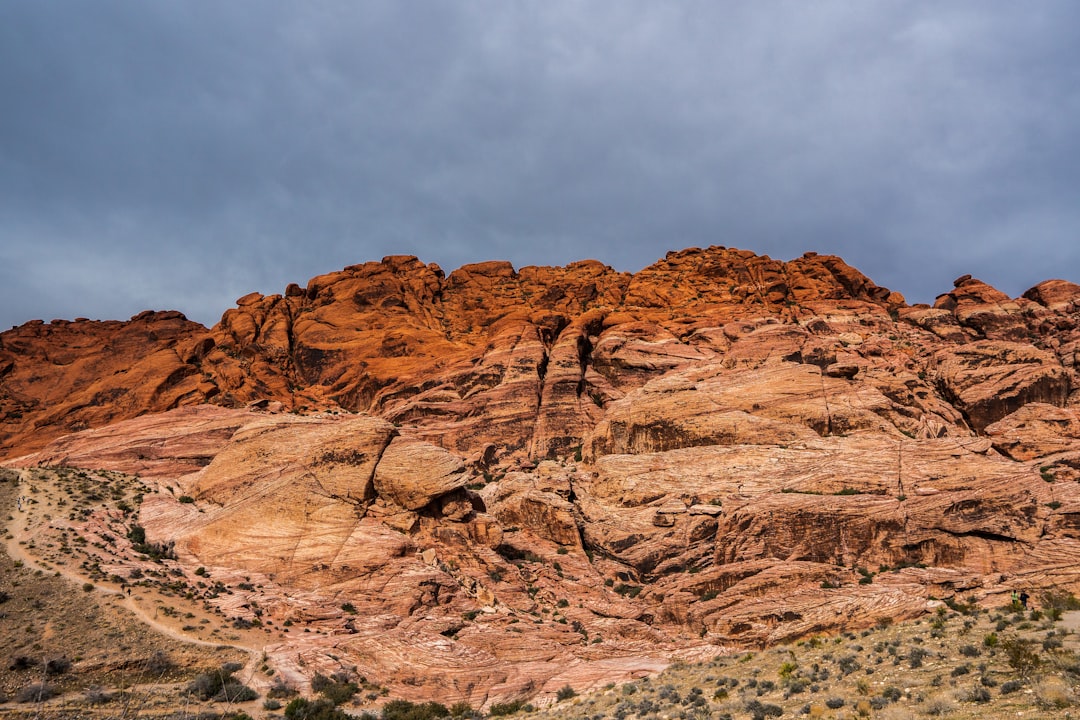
3, 468, 269, 681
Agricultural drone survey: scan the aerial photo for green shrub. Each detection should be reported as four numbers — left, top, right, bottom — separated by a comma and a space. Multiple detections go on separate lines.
310, 672, 358, 706
1040, 589, 1080, 620
1001, 680, 1023, 695
744, 699, 783, 719
285, 697, 350, 720
556, 684, 577, 701
186, 664, 257, 702
907, 647, 930, 669
1001, 637, 1041, 677
449, 701, 476, 718
381, 699, 451, 720
488, 700, 529, 716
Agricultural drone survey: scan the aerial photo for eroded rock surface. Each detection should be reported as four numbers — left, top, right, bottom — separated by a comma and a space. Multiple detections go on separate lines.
3, 246, 1080, 705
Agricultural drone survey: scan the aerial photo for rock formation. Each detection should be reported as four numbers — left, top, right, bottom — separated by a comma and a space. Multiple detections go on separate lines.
3, 246, 1080, 706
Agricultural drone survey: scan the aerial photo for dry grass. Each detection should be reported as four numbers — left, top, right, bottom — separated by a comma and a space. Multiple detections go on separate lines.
0, 469, 246, 718
529, 597, 1080, 720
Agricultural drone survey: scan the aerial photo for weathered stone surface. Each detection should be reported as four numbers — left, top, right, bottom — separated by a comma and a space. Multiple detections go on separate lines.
985, 403, 1080, 461
4, 247, 1080, 705
0, 247, 909, 464
930, 342, 1069, 431
825, 362, 859, 379
934, 276, 1032, 341
373, 437, 469, 510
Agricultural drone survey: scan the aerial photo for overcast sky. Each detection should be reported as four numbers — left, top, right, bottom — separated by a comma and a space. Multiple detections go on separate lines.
2, 2, 1079, 330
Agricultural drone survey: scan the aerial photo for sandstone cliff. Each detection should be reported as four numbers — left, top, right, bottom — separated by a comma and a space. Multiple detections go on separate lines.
3, 246, 1079, 706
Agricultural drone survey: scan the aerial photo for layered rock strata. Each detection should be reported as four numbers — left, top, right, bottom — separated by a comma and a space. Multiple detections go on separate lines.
3, 246, 1080, 705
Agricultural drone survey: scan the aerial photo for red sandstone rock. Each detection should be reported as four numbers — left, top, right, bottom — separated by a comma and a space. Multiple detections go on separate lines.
3, 246, 1080, 705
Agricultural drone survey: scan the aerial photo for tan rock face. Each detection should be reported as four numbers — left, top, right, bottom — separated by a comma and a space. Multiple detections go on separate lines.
985, 403, 1080, 461
930, 342, 1070, 431
374, 437, 468, 511
3, 246, 1080, 705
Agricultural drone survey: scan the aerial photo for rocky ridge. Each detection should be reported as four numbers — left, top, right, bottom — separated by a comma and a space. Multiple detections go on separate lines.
2, 246, 1080, 707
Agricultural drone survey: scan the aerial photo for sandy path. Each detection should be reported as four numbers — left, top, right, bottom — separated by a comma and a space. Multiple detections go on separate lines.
3, 468, 265, 668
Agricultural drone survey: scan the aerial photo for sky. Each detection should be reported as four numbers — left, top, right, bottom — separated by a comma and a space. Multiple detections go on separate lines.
2, 2, 1079, 330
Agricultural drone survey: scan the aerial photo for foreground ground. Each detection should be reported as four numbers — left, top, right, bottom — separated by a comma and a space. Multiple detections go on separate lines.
4, 465, 1080, 719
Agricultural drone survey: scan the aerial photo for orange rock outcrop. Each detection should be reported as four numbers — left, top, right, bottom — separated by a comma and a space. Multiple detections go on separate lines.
3, 246, 1080, 706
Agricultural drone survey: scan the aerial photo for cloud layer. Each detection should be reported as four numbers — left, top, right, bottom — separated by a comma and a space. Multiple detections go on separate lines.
2, 1, 1079, 329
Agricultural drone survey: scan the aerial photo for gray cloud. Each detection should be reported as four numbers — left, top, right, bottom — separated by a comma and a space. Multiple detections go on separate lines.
2, 1, 1079, 329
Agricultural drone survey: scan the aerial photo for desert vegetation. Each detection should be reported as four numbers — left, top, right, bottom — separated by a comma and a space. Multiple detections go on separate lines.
0, 468, 246, 717
522, 596, 1080, 720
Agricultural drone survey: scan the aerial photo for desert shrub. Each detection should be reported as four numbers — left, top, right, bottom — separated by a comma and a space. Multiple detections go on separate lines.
144, 649, 173, 676
320, 680, 358, 706
556, 684, 577, 701
381, 699, 450, 720
186, 664, 257, 702
264, 699, 283, 710
960, 685, 991, 703
449, 701, 476, 718
127, 523, 176, 560
1034, 677, 1075, 708
958, 644, 980, 657
285, 697, 350, 720
267, 678, 298, 699
825, 697, 845, 709
923, 695, 954, 716
488, 700, 530, 716
1001, 637, 1041, 677
1040, 589, 1080, 621
220, 684, 258, 702
950, 663, 971, 677
178, 495, 195, 503
944, 595, 978, 615
636, 698, 658, 715
16, 683, 59, 703
1001, 680, 1023, 694
838, 655, 860, 675
908, 647, 930, 669
786, 679, 807, 694
9, 655, 35, 671
44, 656, 71, 675
84, 685, 112, 704
744, 699, 783, 719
